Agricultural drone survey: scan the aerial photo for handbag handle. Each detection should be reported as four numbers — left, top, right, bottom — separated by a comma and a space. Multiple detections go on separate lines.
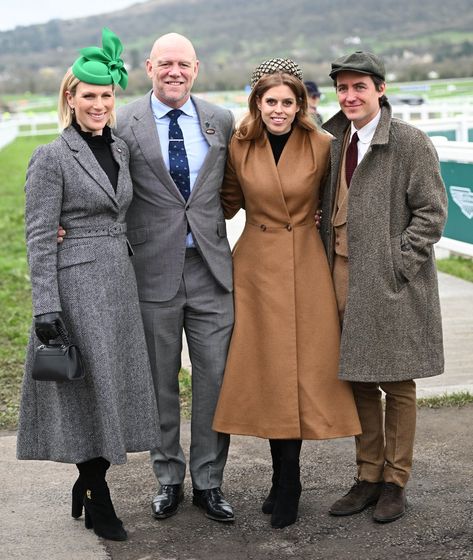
56, 321, 72, 346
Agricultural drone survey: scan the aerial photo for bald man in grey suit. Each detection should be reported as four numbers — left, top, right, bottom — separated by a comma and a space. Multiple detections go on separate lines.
116, 33, 235, 522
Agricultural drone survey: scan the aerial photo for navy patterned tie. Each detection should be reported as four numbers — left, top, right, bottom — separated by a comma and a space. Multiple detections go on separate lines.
345, 131, 359, 187
167, 109, 191, 200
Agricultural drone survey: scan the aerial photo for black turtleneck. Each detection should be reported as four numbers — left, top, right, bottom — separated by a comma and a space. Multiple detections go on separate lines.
267, 129, 292, 164
72, 121, 119, 191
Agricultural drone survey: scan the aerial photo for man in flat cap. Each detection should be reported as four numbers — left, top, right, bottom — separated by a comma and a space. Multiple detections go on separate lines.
320, 51, 447, 522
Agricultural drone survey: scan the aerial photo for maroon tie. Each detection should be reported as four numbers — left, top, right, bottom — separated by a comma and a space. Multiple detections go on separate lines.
345, 132, 359, 186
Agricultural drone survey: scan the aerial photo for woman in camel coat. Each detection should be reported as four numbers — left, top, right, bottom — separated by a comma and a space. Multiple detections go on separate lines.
212, 59, 360, 529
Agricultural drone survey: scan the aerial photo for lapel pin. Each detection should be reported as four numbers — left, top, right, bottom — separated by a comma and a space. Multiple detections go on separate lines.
206, 128, 216, 135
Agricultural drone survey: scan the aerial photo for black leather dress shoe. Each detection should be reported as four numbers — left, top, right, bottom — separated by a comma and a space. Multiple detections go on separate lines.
192, 487, 235, 522
151, 484, 184, 519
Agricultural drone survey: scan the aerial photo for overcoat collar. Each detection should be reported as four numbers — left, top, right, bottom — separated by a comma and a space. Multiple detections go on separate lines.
61, 126, 127, 208
323, 103, 392, 183
128, 91, 221, 202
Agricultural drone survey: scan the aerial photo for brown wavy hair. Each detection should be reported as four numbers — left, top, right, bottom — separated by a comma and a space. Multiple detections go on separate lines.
237, 72, 316, 141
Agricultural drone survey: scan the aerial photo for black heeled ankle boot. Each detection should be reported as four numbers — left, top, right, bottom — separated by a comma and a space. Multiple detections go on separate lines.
262, 440, 282, 514
71, 475, 85, 518
270, 440, 302, 529
78, 457, 127, 541
83, 485, 127, 541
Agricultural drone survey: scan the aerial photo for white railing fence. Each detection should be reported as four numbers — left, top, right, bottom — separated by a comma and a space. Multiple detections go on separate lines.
1, 106, 472, 258
0, 113, 60, 149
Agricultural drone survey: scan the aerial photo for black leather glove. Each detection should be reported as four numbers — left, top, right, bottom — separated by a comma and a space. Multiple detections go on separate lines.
34, 312, 68, 345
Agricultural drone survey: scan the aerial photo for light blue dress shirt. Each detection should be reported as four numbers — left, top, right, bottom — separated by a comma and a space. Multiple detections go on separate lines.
150, 94, 209, 247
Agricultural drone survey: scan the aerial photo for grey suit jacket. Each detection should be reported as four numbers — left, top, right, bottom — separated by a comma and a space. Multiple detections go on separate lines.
116, 92, 234, 302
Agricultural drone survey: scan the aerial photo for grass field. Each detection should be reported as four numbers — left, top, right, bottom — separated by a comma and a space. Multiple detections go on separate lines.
4, 76, 473, 115
437, 255, 473, 282
0, 133, 471, 430
0, 134, 194, 429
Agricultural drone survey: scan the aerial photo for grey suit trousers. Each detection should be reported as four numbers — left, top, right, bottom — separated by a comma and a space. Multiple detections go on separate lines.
140, 249, 234, 490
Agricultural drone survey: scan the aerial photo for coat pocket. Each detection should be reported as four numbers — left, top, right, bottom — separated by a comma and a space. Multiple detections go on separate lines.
127, 226, 148, 246
217, 220, 227, 238
57, 244, 96, 270
390, 234, 408, 292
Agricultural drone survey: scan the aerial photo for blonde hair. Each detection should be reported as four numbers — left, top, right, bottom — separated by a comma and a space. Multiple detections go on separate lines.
57, 68, 117, 130
237, 72, 315, 141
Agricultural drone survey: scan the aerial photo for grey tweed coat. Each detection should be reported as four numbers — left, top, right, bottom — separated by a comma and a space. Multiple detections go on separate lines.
321, 103, 448, 382
16, 126, 161, 464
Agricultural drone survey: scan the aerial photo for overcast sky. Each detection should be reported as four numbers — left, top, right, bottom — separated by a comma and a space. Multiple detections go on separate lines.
0, 0, 149, 31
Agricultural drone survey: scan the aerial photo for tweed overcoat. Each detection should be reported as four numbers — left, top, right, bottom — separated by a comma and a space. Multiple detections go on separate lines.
17, 126, 161, 464
212, 126, 361, 439
321, 104, 448, 382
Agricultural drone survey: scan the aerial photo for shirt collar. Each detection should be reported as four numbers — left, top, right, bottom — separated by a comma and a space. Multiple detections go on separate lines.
150, 93, 197, 120
350, 109, 381, 144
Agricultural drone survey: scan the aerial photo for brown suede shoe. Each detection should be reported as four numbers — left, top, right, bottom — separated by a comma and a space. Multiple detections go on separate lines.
329, 478, 382, 516
373, 482, 406, 523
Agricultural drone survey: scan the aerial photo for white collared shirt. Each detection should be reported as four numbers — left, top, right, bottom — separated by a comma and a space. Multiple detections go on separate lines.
350, 109, 381, 164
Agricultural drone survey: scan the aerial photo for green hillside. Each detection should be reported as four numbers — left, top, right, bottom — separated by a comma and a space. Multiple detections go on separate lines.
0, 0, 472, 93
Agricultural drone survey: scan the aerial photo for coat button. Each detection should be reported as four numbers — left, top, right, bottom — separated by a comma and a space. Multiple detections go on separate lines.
260, 224, 267, 231
286, 224, 292, 231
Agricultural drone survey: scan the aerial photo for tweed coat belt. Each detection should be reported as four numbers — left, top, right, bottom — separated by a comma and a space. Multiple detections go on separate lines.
65, 222, 127, 238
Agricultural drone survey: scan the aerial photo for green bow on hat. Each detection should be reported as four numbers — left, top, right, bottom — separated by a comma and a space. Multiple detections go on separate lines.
72, 27, 128, 90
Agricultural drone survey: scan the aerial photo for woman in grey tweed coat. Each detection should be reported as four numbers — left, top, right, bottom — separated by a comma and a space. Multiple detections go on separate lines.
16, 29, 160, 541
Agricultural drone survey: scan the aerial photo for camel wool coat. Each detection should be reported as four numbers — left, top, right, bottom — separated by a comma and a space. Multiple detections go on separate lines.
212, 126, 361, 440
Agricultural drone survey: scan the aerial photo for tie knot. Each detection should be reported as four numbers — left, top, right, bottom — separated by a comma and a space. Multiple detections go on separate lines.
167, 109, 184, 122
350, 131, 359, 145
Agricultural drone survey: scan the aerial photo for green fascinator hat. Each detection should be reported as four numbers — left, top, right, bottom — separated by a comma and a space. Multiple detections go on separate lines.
72, 27, 128, 90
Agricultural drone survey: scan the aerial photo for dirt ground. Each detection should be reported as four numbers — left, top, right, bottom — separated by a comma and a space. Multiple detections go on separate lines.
103, 405, 473, 560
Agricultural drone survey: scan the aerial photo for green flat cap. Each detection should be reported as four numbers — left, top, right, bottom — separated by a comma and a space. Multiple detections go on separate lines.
72, 27, 128, 89
329, 51, 385, 81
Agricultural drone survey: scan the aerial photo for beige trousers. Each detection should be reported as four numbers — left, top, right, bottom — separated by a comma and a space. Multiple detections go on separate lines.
352, 380, 416, 487
333, 253, 417, 487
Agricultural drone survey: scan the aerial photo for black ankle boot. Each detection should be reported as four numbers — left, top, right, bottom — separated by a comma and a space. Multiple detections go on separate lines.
270, 440, 302, 529
83, 486, 127, 541
262, 440, 282, 514
78, 457, 127, 541
71, 475, 85, 518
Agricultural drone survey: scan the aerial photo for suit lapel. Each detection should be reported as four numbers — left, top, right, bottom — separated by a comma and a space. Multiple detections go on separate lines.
130, 93, 182, 201
62, 127, 118, 207
188, 97, 221, 200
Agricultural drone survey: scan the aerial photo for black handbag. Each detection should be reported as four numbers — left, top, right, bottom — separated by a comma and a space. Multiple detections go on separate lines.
32, 323, 84, 382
